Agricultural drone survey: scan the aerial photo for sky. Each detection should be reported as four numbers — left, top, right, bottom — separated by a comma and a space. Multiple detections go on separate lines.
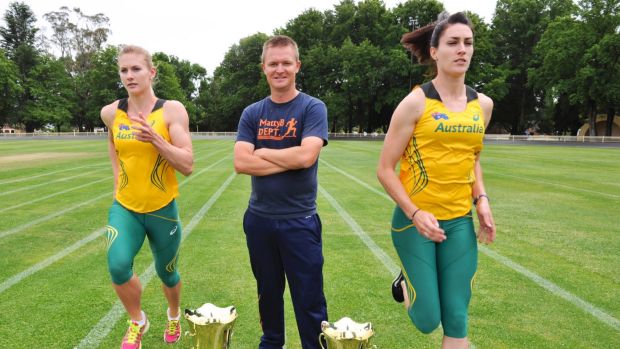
1, 0, 497, 74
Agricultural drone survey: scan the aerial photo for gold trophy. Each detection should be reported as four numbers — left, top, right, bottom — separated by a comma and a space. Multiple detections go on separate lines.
184, 303, 238, 349
319, 317, 375, 349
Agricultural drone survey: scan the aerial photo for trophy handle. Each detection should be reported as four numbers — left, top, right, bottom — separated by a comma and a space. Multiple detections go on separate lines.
318, 333, 326, 349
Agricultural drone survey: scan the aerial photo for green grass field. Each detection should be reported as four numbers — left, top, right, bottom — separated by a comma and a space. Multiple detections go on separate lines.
0, 139, 619, 348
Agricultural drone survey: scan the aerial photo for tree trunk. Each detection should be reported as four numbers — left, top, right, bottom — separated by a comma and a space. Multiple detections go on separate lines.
511, 90, 525, 135
346, 97, 353, 134
25, 121, 35, 133
365, 96, 376, 133
519, 89, 526, 134
357, 100, 364, 133
331, 116, 338, 134
588, 100, 597, 136
605, 107, 615, 137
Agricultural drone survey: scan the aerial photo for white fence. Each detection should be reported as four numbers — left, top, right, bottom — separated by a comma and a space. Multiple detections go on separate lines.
327, 133, 620, 143
1, 132, 620, 144
483, 134, 620, 143
0, 131, 106, 137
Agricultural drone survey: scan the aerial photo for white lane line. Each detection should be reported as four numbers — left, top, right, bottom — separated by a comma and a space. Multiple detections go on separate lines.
480, 246, 620, 331
325, 162, 620, 332
0, 150, 227, 237
178, 155, 231, 188
0, 169, 104, 197
0, 150, 226, 231
0, 141, 220, 192
75, 172, 236, 349
0, 227, 106, 294
0, 192, 111, 239
0, 154, 228, 240
319, 185, 399, 274
0, 143, 225, 237
0, 177, 109, 213
320, 159, 391, 201
73, 268, 152, 349
0, 141, 216, 186
0, 142, 104, 153
319, 184, 476, 347
486, 171, 620, 199
0, 163, 106, 185
0, 156, 231, 290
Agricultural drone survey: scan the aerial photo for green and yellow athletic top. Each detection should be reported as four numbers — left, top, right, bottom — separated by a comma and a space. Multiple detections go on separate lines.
399, 82, 485, 220
112, 98, 178, 213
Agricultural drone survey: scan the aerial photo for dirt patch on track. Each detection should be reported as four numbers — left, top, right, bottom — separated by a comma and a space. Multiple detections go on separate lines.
0, 152, 91, 165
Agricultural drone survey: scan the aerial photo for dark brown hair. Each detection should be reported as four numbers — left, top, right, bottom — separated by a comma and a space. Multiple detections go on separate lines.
401, 12, 473, 65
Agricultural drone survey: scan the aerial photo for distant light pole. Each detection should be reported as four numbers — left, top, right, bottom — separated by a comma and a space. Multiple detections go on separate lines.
408, 17, 418, 91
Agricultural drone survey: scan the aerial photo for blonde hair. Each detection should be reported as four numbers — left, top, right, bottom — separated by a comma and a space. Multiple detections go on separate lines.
261, 35, 300, 63
118, 44, 154, 69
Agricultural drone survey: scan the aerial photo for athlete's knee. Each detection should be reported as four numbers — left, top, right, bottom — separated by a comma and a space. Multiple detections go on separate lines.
441, 309, 468, 338
409, 308, 441, 334
154, 250, 180, 287
157, 269, 180, 288
108, 258, 133, 285
154, 254, 180, 287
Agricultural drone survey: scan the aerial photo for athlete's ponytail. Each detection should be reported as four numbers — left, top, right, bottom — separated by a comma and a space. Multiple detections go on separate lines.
401, 11, 473, 65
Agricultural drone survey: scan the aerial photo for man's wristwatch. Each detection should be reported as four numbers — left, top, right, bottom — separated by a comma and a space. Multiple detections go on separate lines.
473, 194, 489, 206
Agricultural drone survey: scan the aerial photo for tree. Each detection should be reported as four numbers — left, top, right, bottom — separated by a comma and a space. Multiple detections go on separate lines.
577, 0, 620, 136
277, 9, 327, 51
324, 0, 358, 46
392, 0, 444, 30
376, 46, 411, 131
529, 15, 588, 132
152, 60, 185, 102
554, 92, 583, 135
44, 7, 110, 73
323, 0, 406, 48
335, 38, 393, 133
0, 1, 40, 131
152, 52, 208, 130
491, 0, 574, 134
530, 0, 618, 135
464, 11, 509, 103
351, 0, 397, 48
391, 0, 444, 90
301, 44, 347, 132
578, 31, 620, 136
81, 46, 124, 131
22, 55, 73, 132
193, 78, 212, 131
44, 6, 111, 131
202, 33, 269, 131
0, 2, 38, 60
0, 49, 22, 125
278, 0, 442, 133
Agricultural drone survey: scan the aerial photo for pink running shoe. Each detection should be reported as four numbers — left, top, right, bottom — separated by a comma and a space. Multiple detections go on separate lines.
121, 317, 149, 349
164, 319, 181, 343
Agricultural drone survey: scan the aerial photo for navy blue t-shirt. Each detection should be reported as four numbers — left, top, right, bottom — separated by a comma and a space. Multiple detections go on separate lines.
236, 92, 328, 219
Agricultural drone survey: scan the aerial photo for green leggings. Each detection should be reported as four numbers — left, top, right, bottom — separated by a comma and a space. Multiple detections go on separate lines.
105, 200, 182, 287
391, 206, 477, 338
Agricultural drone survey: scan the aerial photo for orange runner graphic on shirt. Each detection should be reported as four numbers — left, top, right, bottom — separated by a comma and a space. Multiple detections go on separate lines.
257, 117, 297, 140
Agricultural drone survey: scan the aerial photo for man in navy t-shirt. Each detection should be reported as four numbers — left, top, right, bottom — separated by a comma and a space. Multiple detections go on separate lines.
234, 35, 329, 349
